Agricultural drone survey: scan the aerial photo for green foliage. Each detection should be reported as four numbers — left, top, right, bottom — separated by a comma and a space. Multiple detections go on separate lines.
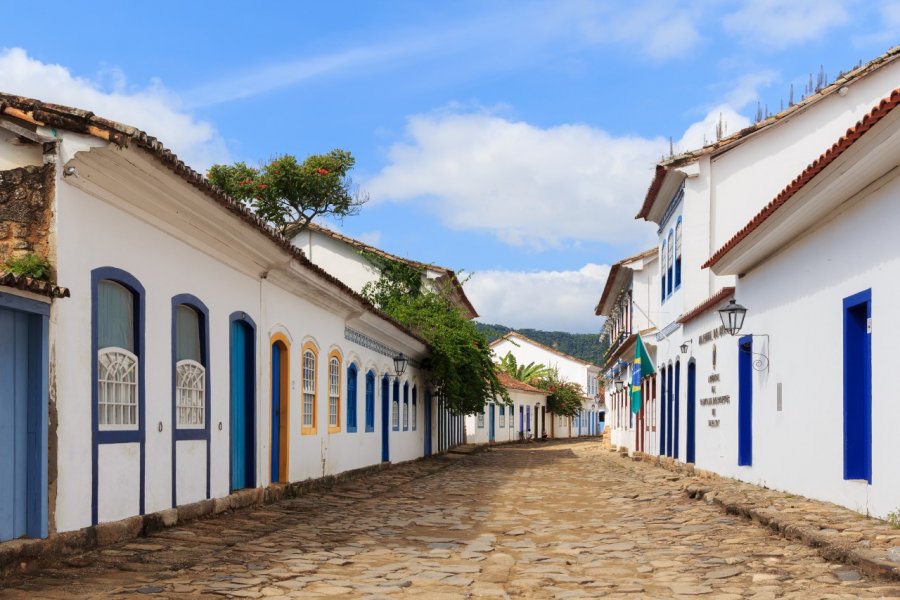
208, 149, 367, 237
4, 253, 52, 281
497, 351, 552, 386
363, 261, 508, 416
359, 250, 424, 308
536, 370, 586, 418
888, 510, 900, 529
475, 322, 606, 365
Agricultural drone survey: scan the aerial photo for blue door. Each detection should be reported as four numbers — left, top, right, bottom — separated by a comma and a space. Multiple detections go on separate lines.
270, 342, 281, 483
424, 390, 433, 456
738, 335, 753, 466
659, 366, 667, 457
686, 361, 696, 464
381, 376, 390, 462
230, 319, 255, 491
0, 300, 48, 542
488, 403, 495, 442
666, 366, 674, 457
844, 290, 872, 482
0, 308, 28, 541
674, 362, 681, 460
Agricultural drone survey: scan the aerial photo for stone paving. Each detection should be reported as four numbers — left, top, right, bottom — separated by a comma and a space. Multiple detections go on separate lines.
2, 440, 900, 599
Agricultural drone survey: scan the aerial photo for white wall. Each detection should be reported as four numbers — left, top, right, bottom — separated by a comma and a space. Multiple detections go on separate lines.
491, 337, 599, 399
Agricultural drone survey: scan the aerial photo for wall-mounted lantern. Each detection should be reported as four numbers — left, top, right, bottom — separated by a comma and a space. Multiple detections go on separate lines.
718, 299, 748, 336
393, 353, 408, 379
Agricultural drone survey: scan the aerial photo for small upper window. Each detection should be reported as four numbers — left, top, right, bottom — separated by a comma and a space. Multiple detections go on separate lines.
175, 304, 205, 428
98, 280, 138, 430
675, 217, 683, 288
667, 229, 674, 296
660, 241, 667, 303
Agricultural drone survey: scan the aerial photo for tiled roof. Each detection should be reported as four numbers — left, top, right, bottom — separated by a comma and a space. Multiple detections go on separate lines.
0, 272, 70, 298
0, 93, 426, 346
495, 371, 546, 394
306, 223, 478, 318
637, 45, 900, 221
594, 247, 656, 315
703, 87, 900, 270
677, 287, 735, 325
490, 331, 600, 368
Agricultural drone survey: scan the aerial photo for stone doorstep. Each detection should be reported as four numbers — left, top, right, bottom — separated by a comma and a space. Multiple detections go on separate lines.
612, 449, 900, 582
0, 454, 448, 577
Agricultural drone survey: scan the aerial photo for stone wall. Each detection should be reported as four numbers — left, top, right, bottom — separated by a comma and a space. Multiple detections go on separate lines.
0, 163, 55, 268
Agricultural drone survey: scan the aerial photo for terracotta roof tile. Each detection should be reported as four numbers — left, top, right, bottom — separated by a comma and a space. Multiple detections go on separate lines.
703, 88, 900, 270
677, 287, 734, 325
595, 247, 656, 315
0, 272, 70, 298
495, 371, 546, 394
637, 45, 900, 221
0, 93, 426, 346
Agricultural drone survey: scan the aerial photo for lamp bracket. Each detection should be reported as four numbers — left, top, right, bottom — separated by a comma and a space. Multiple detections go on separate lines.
739, 334, 769, 371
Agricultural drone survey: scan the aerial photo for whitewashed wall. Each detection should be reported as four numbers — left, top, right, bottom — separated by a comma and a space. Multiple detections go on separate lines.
491, 337, 599, 398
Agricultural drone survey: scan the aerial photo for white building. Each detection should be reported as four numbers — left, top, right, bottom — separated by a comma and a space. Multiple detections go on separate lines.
621, 46, 900, 518
293, 223, 478, 320
0, 92, 452, 543
490, 332, 602, 437
703, 87, 900, 518
464, 372, 548, 444
594, 248, 659, 455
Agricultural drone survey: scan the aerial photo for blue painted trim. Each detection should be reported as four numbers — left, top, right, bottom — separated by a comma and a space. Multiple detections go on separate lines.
424, 389, 432, 456
381, 374, 390, 461
170, 294, 212, 508
27, 311, 49, 538
674, 360, 680, 460
228, 312, 257, 492
365, 370, 375, 432
91, 267, 146, 526
402, 382, 409, 431
658, 365, 666, 457
0, 291, 49, 316
412, 385, 417, 432
738, 335, 753, 467
686, 360, 696, 464
392, 379, 400, 431
843, 289, 872, 483
657, 181, 685, 234
674, 216, 683, 290
346, 363, 358, 433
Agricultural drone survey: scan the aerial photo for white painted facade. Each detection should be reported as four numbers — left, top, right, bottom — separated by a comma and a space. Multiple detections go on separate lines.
464, 387, 549, 445
622, 49, 900, 518
0, 102, 454, 537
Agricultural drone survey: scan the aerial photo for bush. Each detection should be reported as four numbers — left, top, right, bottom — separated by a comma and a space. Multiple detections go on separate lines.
4, 253, 52, 281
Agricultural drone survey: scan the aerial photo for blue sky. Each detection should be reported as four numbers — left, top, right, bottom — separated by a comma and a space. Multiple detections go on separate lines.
2, 0, 898, 332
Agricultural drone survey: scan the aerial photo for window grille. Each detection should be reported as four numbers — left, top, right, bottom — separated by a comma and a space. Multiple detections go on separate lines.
412, 387, 417, 431
98, 348, 138, 429
329, 358, 339, 427
477, 412, 485, 428
365, 371, 375, 431
176, 359, 205, 427
303, 350, 316, 427
392, 399, 400, 429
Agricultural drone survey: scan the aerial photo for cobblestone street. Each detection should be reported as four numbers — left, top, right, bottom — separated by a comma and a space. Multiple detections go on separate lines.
2, 440, 899, 599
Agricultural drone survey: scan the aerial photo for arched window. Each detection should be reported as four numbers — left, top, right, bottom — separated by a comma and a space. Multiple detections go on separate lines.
498, 404, 505, 428
175, 304, 205, 428
346, 364, 358, 433
328, 351, 341, 433
392, 379, 400, 431
301, 345, 318, 434
660, 241, 667, 303
675, 217, 683, 288
412, 385, 417, 431
667, 229, 674, 296
365, 370, 375, 432
98, 280, 139, 429
402, 382, 409, 431
477, 409, 485, 428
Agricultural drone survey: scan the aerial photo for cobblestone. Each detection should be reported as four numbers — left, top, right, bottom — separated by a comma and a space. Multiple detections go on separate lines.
2, 440, 900, 598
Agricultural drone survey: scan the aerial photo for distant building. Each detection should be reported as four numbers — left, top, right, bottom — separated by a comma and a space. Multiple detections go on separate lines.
465, 372, 548, 444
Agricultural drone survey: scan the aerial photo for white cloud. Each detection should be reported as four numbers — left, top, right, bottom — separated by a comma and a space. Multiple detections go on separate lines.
466, 263, 610, 333
722, 0, 849, 48
676, 104, 752, 152
367, 110, 667, 249
0, 48, 228, 170
357, 231, 383, 246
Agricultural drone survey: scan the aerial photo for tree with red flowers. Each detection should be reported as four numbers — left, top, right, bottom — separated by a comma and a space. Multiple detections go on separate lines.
207, 149, 367, 238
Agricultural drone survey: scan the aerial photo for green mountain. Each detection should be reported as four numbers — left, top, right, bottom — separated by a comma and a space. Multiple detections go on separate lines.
476, 322, 608, 366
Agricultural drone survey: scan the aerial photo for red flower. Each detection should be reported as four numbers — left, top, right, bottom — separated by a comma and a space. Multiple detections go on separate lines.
316, 168, 329, 175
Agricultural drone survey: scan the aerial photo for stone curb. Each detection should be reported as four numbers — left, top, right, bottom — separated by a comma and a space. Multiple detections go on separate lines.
0, 453, 460, 577
614, 449, 900, 582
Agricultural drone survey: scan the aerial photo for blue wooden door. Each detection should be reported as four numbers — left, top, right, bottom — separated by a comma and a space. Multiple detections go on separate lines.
843, 290, 872, 482
488, 403, 495, 442
0, 308, 28, 541
381, 376, 390, 462
674, 363, 681, 460
738, 335, 753, 467
424, 390, 432, 456
686, 362, 696, 464
230, 320, 254, 491
270, 342, 281, 483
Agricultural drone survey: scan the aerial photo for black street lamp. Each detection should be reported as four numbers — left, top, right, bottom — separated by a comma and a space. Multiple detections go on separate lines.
393, 353, 408, 378
718, 299, 748, 336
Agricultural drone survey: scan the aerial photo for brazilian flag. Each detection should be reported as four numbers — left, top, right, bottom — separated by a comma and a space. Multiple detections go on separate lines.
631, 333, 655, 414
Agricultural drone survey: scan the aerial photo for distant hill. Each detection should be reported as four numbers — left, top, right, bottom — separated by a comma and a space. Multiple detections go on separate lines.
476, 322, 608, 366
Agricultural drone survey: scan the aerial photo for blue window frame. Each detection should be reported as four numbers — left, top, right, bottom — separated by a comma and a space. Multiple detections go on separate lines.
403, 382, 409, 431
392, 379, 400, 431
660, 241, 667, 302
365, 370, 375, 432
674, 217, 682, 289
347, 364, 358, 432
412, 385, 417, 431
667, 229, 674, 296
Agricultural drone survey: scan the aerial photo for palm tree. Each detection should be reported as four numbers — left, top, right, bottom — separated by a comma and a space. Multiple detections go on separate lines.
498, 352, 552, 386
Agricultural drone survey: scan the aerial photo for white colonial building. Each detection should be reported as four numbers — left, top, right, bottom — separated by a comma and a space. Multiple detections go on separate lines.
490, 332, 602, 438
616, 46, 900, 518
595, 248, 659, 455
464, 372, 548, 444
0, 92, 454, 544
